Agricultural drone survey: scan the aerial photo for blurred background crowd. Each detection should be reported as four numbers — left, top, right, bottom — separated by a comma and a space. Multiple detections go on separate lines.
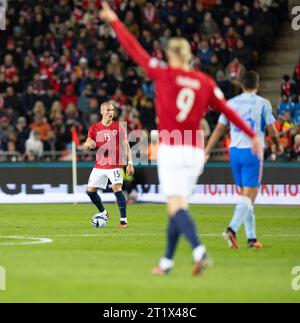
0, 0, 299, 162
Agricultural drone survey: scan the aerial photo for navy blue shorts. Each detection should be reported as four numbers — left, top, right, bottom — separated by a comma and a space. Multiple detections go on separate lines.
229, 148, 263, 188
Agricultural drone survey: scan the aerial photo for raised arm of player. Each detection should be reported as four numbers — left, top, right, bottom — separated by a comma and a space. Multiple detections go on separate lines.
99, 1, 151, 70
209, 83, 263, 160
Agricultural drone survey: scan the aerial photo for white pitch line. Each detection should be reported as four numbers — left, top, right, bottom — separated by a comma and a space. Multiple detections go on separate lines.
0, 236, 53, 246
44, 233, 221, 238
1, 233, 299, 244
260, 234, 300, 237
15, 233, 300, 238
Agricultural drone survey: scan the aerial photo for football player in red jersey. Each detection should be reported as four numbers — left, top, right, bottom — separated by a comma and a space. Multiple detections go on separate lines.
84, 101, 134, 228
99, 2, 263, 275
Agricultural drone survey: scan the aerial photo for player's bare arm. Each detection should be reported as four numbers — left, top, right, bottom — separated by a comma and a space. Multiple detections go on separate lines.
84, 138, 96, 150
205, 122, 227, 162
267, 123, 284, 155
123, 141, 134, 176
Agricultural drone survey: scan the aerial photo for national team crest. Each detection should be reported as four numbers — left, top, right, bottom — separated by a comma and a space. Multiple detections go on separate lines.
112, 130, 118, 136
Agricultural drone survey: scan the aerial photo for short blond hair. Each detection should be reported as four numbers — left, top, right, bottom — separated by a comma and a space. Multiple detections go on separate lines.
167, 37, 193, 64
100, 101, 114, 111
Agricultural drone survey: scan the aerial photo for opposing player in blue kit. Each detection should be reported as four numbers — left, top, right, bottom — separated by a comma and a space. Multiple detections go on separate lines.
205, 71, 283, 249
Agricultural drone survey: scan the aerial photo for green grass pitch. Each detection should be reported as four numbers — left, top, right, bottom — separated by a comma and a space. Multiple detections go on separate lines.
0, 204, 299, 303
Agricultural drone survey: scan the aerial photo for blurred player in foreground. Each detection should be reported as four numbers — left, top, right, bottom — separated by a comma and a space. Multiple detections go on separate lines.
99, 2, 262, 275
205, 71, 283, 249
84, 102, 134, 228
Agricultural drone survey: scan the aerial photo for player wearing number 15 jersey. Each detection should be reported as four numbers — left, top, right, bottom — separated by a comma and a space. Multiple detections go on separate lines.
84, 102, 134, 228
100, 2, 262, 275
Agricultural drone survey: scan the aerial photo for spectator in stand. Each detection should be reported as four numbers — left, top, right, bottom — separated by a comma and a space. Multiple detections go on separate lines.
1, 54, 17, 82
112, 87, 128, 106
200, 12, 219, 38
124, 10, 140, 37
224, 26, 239, 51
281, 74, 297, 102
292, 94, 300, 125
4, 86, 20, 113
141, 77, 155, 100
207, 54, 224, 79
209, 31, 224, 52
216, 70, 233, 100
139, 99, 156, 133
215, 39, 230, 66
29, 101, 53, 151
226, 57, 245, 96
0, 115, 14, 151
272, 113, 294, 157
152, 40, 165, 61
196, 40, 213, 69
42, 88, 60, 112
139, 29, 153, 54
25, 130, 44, 161
243, 25, 256, 56
143, 2, 157, 26
230, 39, 252, 69
30, 72, 48, 96
0, 72, 7, 94
122, 68, 142, 97
292, 59, 300, 95
132, 88, 146, 110
51, 111, 68, 152
220, 16, 232, 36
60, 84, 78, 111
293, 134, 300, 161
15, 116, 30, 155
106, 53, 124, 84
127, 110, 142, 133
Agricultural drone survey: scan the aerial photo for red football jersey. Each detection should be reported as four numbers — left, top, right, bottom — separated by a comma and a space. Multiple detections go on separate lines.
111, 20, 255, 148
146, 61, 225, 147
88, 121, 127, 169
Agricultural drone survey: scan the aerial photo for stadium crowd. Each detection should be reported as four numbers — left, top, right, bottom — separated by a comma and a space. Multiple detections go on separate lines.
272, 59, 300, 162
0, 0, 294, 162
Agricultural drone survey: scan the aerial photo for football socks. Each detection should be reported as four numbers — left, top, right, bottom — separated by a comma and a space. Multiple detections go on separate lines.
229, 196, 252, 233
174, 209, 200, 249
114, 191, 127, 221
244, 205, 257, 240
87, 191, 105, 213
165, 217, 180, 260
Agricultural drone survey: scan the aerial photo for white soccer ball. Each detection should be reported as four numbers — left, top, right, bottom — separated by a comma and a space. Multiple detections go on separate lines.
91, 214, 108, 228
